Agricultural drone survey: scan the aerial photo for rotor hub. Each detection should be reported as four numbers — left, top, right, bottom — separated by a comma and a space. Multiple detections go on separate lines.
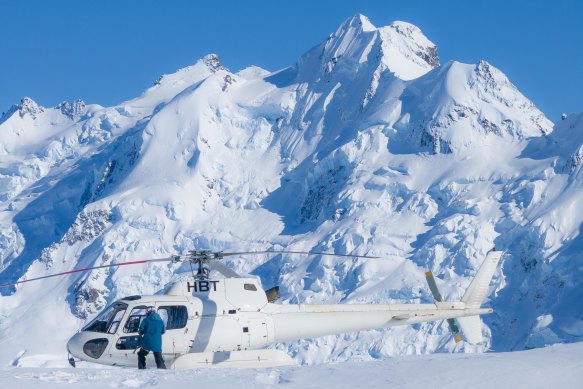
188, 250, 224, 262
185, 250, 224, 280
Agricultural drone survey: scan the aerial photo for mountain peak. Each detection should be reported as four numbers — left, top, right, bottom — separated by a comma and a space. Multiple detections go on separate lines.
55, 99, 86, 120
17, 97, 44, 118
336, 13, 376, 34
393, 59, 553, 154
1, 97, 45, 123
293, 15, 438, 83
151, 53, 227, 95
389, 20, 423, 36
202, 53, 223, 73
387, 21, 439, 67
375, 21, 439, 78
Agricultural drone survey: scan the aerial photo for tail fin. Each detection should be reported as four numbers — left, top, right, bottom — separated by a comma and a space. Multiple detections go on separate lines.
462, 249, 503, 308
457, 249, 502, 344
425, 249, 502, 344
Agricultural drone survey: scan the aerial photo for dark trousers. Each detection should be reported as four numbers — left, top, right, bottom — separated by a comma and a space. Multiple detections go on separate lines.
137, 348, 166, 369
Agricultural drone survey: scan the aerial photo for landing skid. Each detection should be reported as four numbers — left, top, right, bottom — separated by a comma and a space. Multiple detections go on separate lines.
171, 350, 295, 369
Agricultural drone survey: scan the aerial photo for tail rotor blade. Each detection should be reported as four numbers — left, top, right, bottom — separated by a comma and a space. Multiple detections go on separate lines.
425, 271, 443, 302
446, 318, 463, 343
425, 270, 462, 343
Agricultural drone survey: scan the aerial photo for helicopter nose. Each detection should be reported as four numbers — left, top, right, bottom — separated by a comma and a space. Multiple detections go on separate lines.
67, 331, 110, 361
67, 333, 85, 360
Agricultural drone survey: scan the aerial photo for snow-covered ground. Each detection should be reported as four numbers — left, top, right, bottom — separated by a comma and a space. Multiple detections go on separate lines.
2, 342, 582, 388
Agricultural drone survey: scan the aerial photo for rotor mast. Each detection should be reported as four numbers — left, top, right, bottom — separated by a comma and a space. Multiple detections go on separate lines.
183, 250, 225, 280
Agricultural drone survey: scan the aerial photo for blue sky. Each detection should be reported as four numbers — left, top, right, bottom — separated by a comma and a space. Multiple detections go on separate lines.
1, 0, 581, 121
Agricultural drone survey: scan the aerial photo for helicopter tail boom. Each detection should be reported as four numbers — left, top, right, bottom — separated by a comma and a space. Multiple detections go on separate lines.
266, 303, 491, 344
266, 250, 502, 345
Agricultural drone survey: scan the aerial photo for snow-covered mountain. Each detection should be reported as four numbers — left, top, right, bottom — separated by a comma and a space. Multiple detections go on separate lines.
0, 13, 581, 367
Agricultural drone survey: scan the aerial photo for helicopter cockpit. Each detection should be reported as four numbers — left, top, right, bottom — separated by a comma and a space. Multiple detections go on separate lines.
82, 301, 129, 334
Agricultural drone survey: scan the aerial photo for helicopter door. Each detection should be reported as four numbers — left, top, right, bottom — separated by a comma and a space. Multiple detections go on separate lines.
115, 305, 148, 351
158, 305, 191, 358
102, 305, 148, 367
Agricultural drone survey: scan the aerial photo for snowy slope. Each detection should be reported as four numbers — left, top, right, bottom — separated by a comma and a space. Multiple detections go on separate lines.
1, 13, 581, 368
1, 342, 583, 389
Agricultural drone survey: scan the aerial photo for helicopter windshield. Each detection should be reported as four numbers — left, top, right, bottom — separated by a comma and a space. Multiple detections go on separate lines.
82, 302, 128, 334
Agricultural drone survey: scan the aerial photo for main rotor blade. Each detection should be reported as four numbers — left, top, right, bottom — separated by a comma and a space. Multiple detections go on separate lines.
220, 250, 380, 259
0, 256, 181, 288
208, 261, 241, 278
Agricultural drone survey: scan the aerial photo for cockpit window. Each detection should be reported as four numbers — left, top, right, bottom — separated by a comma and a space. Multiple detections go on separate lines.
158, 306, 188, 330
123, 306, 148, 333
82, 302, 128, 334
108, 308, 125, 334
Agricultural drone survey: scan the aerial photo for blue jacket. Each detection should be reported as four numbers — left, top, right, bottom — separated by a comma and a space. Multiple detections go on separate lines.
138, 312, 166, 352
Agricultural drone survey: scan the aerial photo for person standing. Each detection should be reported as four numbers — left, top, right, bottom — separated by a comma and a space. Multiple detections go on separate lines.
137, 306, 167, 369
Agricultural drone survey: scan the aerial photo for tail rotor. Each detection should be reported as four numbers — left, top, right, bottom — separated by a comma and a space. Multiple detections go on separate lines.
425, 270, 463, 343
424, 248, 503, 344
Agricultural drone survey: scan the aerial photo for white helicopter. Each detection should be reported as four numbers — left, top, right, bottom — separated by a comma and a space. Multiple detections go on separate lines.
3, 248, 503, 369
